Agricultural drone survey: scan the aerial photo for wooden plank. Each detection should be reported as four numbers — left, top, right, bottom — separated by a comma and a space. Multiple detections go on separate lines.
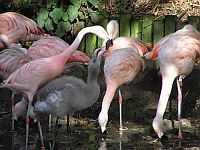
131, 19, 142, 39
85, 22, 97, 57
176, 21, 187, 31
85, 34, 97, 57
119, 14, 132, 36
97, 18, 109, 48
77, 22, 86, 52
142, 15, 153, 43
164, 15, 176, 35
153, 19, 164, 45
188, 16, 200, 31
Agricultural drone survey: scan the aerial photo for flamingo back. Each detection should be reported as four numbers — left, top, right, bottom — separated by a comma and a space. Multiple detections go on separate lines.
104, 48, 145, 86
105, 37, 150, 58
0, 46, 29, 78
28, 36, 90, 63
145, 24, 200, 60
159, 35, 200, 76
0, 12, 48, 48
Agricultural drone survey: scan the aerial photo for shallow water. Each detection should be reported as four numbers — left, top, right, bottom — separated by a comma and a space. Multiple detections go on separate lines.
0, 114, 200, 150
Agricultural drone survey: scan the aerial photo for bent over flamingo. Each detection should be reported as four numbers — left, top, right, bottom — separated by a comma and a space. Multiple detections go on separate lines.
98, 20, 151, 133
145, 24, 200, 139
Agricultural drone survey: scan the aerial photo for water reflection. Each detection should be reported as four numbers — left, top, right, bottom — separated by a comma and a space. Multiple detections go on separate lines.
0, 116, 200, 150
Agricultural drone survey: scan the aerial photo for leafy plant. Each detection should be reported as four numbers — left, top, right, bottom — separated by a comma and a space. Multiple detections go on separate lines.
35, 0, 108, 38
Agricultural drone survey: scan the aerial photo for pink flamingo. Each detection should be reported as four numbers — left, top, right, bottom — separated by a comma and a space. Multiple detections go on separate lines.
145, 24, 200, 139
12, 36, 90, 120
0, 37, 90, 125
98, 20, 150, 133
1, 25, 111, 149
13, 36, 90, 129
0, 12, 48, 48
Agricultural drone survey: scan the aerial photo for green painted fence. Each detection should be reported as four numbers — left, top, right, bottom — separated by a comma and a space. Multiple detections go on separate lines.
78, 15, 200, 57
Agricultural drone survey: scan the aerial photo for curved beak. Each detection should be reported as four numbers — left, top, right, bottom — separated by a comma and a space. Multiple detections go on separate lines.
93, 48, 102, 57
105, 39, 113, 50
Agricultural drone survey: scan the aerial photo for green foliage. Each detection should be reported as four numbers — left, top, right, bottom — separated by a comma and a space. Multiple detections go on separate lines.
34, 0, 107, 38
37, 9, 49, 27
3, 0, 109, 38
45, 18, 54, 31
55, 21, 71, 37
49, 8, 64, 24
67, 5, 79, 22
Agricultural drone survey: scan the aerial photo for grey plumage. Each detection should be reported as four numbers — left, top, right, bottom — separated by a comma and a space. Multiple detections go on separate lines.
34, 49, 105, 118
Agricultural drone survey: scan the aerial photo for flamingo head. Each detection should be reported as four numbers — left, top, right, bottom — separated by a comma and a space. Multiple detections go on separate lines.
106, 20, 119, 40
152, 115, 164, 138
98, 111, 108, 134
87, 25, 113, 50
68, 50, 90, 65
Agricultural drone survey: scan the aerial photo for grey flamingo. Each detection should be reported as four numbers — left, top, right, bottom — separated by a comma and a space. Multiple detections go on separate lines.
33, 48, 106, 149
34, 48, 106, 121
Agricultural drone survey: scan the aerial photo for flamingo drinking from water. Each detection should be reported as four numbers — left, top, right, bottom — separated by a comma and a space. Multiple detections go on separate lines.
98, 20, 151, 133
1, 25, 112, 149
144, 24, 200, 139
0, 12, 48, 48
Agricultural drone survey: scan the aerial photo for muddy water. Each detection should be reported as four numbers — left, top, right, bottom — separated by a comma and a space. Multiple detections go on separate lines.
0, 113, 200, 150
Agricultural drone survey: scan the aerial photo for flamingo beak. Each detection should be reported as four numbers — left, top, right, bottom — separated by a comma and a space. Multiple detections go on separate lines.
105, 39, 113, 50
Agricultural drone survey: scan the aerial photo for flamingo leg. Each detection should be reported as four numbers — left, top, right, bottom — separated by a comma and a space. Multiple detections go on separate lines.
48, 114, 52, 131
176, 76, 183, 139
36, 116, 45, 150
25, 94, 34, 150
52, 117, 59, 150
66, 114, 69, 132
11, 92, 15, 131
118, 90, 123, 133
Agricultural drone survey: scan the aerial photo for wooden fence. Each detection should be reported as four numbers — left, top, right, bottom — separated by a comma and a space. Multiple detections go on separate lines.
78, 14, 200, 57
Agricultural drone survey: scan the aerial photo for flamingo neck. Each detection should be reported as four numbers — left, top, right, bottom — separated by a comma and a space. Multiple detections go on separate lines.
156, 75, 176, 118
101, 85, 117, 113
57, 28, 94, 64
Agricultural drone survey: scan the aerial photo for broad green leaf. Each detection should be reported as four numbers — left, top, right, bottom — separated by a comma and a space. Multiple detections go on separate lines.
81, 0, 88, 3
36, 9, 49, 27
88, 0, 99, 5
49, 7, 64, 24
65, 21, 72, 32
62, 11, 69, 21
55, 21, 72, 37
69, 0, 81, 7
90, 12, 104, 23
45, 18, 54, 31
78, 11, 85, 20
97, 3, 103, 11
48, 0, 57, 7
76, 21, 85, 31
67, 5, 79, 22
